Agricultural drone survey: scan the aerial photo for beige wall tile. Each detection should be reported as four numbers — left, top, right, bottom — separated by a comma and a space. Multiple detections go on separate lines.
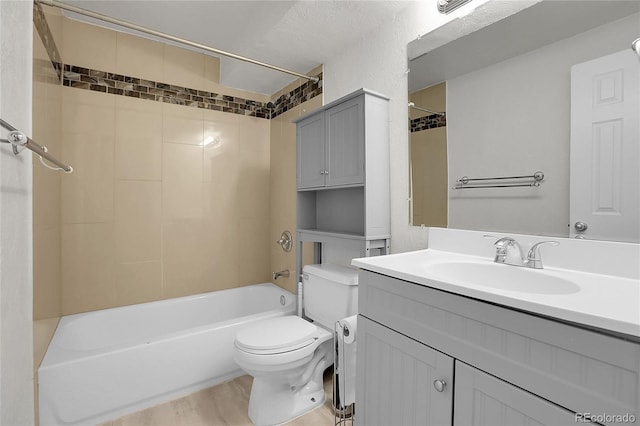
114, 180, 162, 263
204, 54, 220, 85
203, 169, 238, 224
269, 115, 296, 294
163, 259, 208, 299
163, 44, 204, 91
33, 225, 62, 320
61, 89, 115, 225
162, 143, 203, 220
33, 21, 63, 322
60, 132, 115, 224
63, 18, 116, 72
203, 111, 240, 183
237, 219, 271, 285
163, 103, 204, 145
33, 109, 61, 230
62, 88, 115, 134
200, 217, 239, 292
162, 219, 203, 265
62, 223, 116, 314
237, 151, 270, 219
116, 32, 164, 83
115, 261, 162, 306
238, 116, 270, 154
115, 97, 162, 181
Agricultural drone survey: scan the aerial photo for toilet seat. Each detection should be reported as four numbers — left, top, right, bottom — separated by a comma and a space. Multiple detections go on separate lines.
235, 316, 323, 355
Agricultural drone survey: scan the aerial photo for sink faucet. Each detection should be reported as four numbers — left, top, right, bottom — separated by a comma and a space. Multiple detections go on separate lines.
490, 236, 525, 266
524, 241, 559, 269
485, 236, 559, 269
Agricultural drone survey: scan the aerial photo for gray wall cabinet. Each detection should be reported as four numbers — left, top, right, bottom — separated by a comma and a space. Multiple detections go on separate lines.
295, 89, 391, 276
356, 270, 640, 426
297, 95, 365, 189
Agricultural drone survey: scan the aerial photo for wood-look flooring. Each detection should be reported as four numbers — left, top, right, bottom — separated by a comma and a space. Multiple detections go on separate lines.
100, 370, 336, 426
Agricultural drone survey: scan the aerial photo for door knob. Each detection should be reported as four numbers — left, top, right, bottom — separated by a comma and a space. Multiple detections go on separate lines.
433, 379, 446, 392
574, 221, 588, 232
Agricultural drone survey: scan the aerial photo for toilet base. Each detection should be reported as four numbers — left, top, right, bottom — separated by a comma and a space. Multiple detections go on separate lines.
248, 371, 327, 426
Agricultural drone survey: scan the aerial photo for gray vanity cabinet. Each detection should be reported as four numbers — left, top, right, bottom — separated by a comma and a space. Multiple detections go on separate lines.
356, 316, 454, 426
356, 270, 640, 426
454, 362, 576, 425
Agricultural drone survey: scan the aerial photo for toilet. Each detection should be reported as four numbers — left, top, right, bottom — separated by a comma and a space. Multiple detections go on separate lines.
234, 264, 358, 426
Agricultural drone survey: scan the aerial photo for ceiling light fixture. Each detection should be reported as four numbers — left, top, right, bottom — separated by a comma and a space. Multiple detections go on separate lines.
437, 0, 474, 14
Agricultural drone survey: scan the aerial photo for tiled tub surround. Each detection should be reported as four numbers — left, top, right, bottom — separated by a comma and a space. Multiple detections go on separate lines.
59, 88, 274, 314
31, 6, 324, 317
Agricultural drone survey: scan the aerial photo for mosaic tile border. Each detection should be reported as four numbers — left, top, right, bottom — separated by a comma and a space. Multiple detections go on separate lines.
33, 2, 63, 82
272, 76, 323, 118
63, 65, 322, 119
410, 114, 447, 133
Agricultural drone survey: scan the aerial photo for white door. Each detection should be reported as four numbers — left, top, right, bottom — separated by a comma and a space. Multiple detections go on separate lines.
570, 49, 639, 242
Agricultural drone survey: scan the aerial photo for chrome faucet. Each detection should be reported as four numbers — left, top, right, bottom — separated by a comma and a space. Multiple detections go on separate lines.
272, 269, 290, 280
524, 241, 559, 269
485, 235, 559, 269
490, 236, 525, 266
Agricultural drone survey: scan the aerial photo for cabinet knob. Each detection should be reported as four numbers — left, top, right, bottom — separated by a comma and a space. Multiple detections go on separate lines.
433, 379, 446, 392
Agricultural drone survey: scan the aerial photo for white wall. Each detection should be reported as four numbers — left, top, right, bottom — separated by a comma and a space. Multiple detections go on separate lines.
0, 1, 35, 424
322, 0, 535, 253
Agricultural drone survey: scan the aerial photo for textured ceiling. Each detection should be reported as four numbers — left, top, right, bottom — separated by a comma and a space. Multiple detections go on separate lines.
59, 0, 413, 95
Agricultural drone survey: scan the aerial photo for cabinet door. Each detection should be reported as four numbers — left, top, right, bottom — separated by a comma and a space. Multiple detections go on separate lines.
325, 95, 365, 187
356, 316, 454, 426
297, 112, 326, 189
454, 362, 577, 426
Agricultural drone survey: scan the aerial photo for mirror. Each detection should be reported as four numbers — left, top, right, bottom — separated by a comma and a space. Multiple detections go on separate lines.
408, 0, 639, 241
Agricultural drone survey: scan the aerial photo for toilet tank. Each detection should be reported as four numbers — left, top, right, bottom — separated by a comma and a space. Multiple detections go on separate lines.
302, 264, 358, 329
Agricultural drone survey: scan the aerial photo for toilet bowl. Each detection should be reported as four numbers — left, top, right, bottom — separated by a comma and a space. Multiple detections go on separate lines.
233, 264, 358, 426
234, 316, 333, 425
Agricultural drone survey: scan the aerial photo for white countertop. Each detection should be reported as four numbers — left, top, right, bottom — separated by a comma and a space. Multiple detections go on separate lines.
352, 248, 640, 339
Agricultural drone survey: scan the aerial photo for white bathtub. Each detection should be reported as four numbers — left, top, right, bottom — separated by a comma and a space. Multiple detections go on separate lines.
38, 283, 296, 426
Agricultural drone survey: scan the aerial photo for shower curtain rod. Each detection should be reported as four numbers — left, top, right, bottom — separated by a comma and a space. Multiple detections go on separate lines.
408, 102, 445, 116
37, 0, 320, 84
0, 118, 73, 173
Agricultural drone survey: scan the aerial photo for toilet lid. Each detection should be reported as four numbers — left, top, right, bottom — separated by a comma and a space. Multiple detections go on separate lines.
235, 316, 317, 353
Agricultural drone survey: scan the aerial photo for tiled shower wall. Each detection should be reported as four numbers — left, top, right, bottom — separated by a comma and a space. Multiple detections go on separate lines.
33, 5, 63, 320
33, 5, 321, 317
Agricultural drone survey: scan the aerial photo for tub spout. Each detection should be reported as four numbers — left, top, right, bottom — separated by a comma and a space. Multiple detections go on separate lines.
273, 269, 290, 280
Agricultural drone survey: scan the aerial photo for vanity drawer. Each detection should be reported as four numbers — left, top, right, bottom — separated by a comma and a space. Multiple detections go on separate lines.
358, 270, 640, 425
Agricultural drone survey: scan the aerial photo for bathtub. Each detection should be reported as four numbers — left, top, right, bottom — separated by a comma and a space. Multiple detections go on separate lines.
38, 283, 296, 426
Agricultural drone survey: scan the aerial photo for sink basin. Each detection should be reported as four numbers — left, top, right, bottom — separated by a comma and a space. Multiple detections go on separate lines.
426, 261, 580, 295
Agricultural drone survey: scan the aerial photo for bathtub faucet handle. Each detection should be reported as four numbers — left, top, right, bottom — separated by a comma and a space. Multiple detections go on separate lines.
276, 231, 293, 252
